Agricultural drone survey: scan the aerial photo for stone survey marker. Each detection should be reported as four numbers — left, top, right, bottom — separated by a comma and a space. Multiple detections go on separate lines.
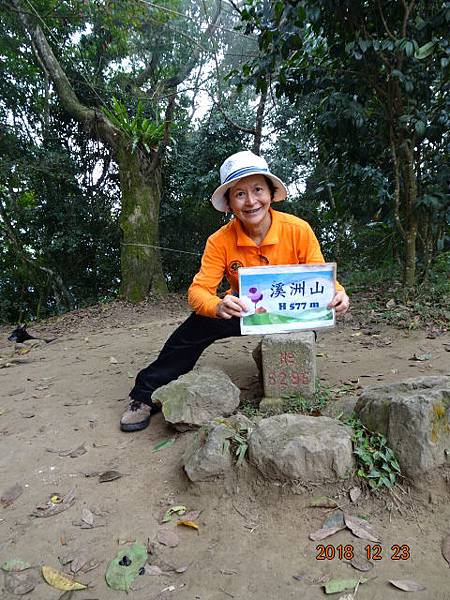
355, 375, 450, 476
260, 331, 316, 398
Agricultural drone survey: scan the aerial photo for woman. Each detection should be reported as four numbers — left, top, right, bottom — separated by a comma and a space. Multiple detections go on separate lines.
120, 150, 349, 431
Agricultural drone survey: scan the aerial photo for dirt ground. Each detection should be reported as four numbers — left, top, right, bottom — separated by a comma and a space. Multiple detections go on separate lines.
1, 294, 449, 600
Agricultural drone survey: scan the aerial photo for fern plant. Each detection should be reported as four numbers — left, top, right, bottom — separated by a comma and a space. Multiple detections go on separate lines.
103, 97, 165, 153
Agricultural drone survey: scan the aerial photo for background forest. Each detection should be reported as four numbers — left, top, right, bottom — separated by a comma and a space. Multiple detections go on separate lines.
0, 0, 449, 324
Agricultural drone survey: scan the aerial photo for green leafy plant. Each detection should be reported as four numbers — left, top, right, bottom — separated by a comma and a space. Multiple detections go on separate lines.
281, 388, 330, 415
215, 419, 249, 467
345, 416, 401, 490
103, 97, 165, 153
223, 430, 249, 467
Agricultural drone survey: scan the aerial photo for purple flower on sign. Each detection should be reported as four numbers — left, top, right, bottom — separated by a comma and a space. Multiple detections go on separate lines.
247, 286, 263, 310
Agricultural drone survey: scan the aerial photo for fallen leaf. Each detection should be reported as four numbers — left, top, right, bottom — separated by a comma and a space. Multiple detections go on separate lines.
349, 557, 373, 572
58, 591, 74, 600
176, 520, 199, 530
344, 514, 380, 542
32, 489, 76, 518
70, 551, 90, 575
143, 564, 164, 576
42, 565, 86, 591
323, 510, 345, 530
349, 487, 361, 503
1, 483, 23, 507
293, 573, 331, 584
1, 559, 32, 572
157, 529, 180, 547
175, 565, 189, 573
162, 505, 187, 523
109, 356, 118, 364
310, 496, 338, 508
152, 438, 176, 452
80, 559, 100, 573
410, 352, 432, 361
105, 543, 148, 592
181, 510, 201, 521
47, 444, 87, 458
4, 571, 35, 595
389, 579, 426, 592
81, 507, 94, 527
442, 534, 450, 566
309, 525, 344, 541
323, 578, 365, 594
98, 470, 122, 483
386, 299, 396, 308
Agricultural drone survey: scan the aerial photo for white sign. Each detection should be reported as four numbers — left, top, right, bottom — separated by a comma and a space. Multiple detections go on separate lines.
238, 263, 336, 335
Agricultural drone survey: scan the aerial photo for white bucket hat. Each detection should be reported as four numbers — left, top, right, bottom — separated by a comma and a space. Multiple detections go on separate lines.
211, 150, 288, 212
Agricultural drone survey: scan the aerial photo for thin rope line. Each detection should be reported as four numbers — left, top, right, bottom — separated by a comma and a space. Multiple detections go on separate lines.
121, 242, 202, 256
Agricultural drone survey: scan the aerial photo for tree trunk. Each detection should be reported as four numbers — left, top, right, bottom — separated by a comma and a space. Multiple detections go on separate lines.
117, 148, 168, 301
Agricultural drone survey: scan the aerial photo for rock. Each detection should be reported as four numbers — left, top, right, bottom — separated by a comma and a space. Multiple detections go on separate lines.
226, 413, 255, 435
354, 376, 450, 476
248, 414, 354, 483
259, 397, 284, 415
183, 424, 234, 482
153, 367, 240, 431
321, 396, 358, 419
260, 333, 316, 398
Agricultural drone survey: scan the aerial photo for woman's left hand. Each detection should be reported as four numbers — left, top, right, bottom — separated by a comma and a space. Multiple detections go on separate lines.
328, 291, 350, 316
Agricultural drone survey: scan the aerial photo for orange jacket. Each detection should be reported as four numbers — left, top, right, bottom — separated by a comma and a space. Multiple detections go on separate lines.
188, 208, 344, 318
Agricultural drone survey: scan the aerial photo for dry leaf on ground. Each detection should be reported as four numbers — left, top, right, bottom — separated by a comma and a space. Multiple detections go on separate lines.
4, 571, 35, 595
176, 520, 199, 530
349, 556, 373, 572
42, 565, 86, 591
1, 559, 32, 572
98, 470, 122, 483
323, 510, 345, 530
309, 496, 338, 508
389, 579, 426, 592
309, 525, 344, 541
32, 489, 76, 518
157, 529, 180, 548
1, 483, 23, 507
81, 507, 94, 527
442, 534, 450, 566
46, 443, 87, 458
143, 564, 164, 576
349, 487, 361, 503
344, 514, 380, 542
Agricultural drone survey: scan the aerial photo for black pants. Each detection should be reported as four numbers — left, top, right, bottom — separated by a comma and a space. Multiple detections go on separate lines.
129, 313, 242, 406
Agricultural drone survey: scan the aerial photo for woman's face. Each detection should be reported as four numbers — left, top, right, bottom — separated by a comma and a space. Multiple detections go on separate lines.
228, 174, 272, 230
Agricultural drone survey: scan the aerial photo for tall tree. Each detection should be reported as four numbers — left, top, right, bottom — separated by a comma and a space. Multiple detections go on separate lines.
9, 0, 221, 301
240, 0, 450, 286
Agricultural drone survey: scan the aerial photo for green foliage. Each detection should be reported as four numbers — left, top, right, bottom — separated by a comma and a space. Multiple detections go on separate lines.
103, 98, 165, 154
344, 416, 401, 490
281, 384, 331, 415
239, 0, 450, 286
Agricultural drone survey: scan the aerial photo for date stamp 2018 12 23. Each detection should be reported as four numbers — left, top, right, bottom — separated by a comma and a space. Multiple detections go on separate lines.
316, 544, 411, 561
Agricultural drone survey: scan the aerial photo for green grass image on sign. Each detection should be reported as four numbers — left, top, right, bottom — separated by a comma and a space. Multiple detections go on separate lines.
243, 307, 333, 326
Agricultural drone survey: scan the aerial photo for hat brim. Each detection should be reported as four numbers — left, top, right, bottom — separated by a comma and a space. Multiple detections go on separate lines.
211, 172, 288, 212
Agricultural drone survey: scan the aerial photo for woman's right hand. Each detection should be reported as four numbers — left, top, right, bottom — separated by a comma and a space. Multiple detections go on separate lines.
216, 295, 248, 319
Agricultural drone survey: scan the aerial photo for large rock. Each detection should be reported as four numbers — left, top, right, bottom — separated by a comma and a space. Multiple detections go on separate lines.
354, 376, 450, 476
248, 414, 354, 483
183, 424, 234, 482
153, 367, 240, 431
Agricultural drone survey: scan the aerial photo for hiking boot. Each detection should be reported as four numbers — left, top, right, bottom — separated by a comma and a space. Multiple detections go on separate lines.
120, 399, 158, 432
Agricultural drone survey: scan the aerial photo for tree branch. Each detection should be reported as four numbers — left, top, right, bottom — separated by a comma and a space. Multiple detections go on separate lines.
11, 0, 120, 150
377, 0, 397, 41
